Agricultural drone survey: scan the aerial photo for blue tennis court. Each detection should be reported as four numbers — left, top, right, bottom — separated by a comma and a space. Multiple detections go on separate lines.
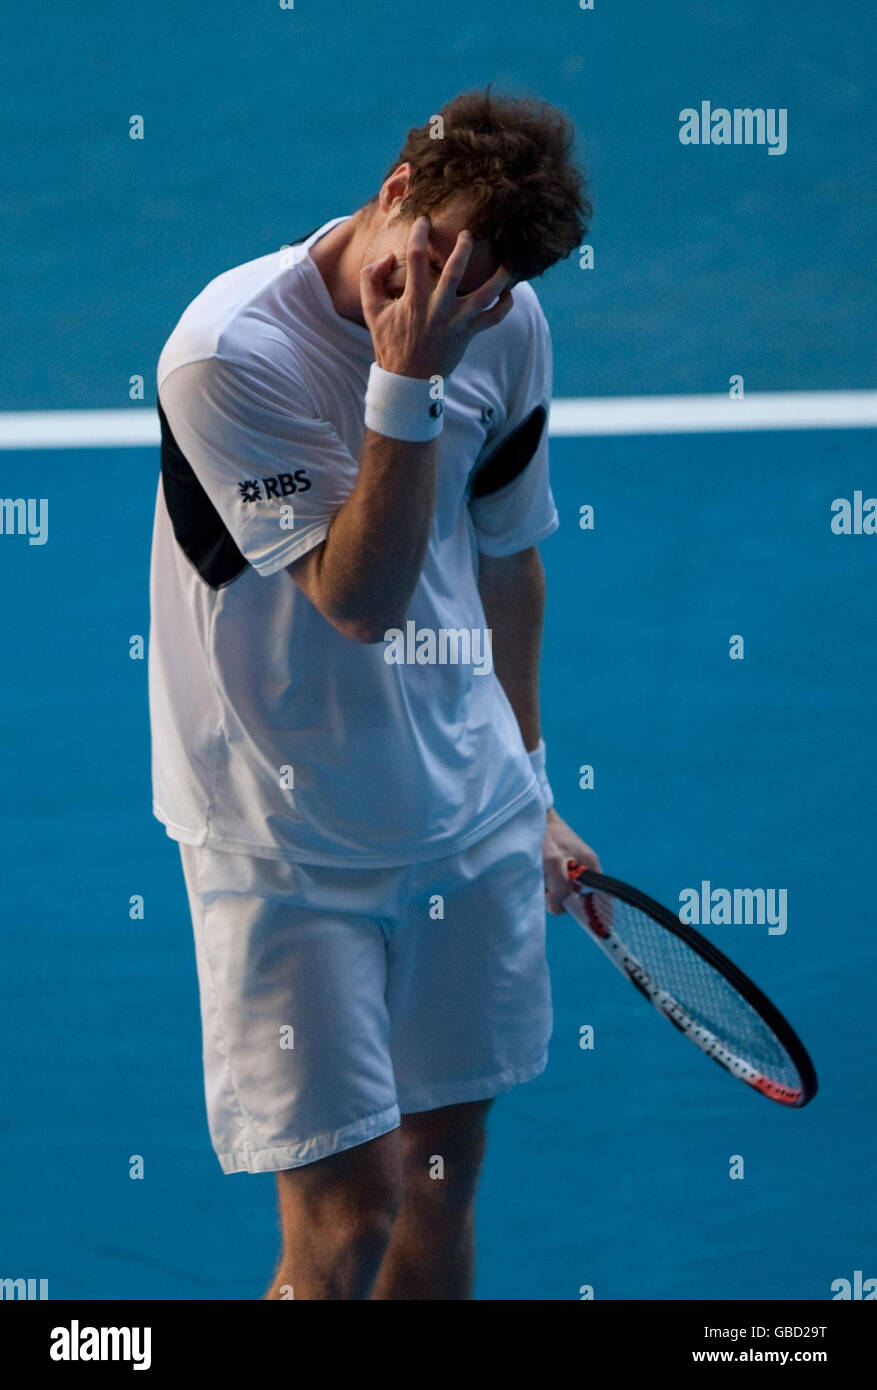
2, 0, 875, 1300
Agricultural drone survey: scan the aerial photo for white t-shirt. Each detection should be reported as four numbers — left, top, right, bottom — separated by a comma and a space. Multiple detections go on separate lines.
149, 217, 559, 866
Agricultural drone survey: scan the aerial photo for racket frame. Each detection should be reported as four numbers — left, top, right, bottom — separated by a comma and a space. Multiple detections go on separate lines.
565, 864, 818, 1108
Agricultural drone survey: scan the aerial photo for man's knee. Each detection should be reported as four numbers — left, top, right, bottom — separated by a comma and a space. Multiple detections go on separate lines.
400, 1101, 491, 1209
276, 1131, 403, 1252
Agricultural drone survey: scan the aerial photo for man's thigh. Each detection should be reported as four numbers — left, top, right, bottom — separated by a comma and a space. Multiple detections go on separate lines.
388, 796, 552, 1112
399, 1100, 493, 1204
180, 844, 402, 1175
400, 1099, 494, 1150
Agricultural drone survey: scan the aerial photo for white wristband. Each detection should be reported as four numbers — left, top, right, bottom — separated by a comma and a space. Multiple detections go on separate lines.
364, 363, 444, 442
528, 739, 554, 809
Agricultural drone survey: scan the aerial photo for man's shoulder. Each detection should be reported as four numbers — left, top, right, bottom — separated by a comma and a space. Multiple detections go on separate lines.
507, 278, 549, 327
462, 278, 550, 390
484, 279, 550, 358
158, 249, 293, 388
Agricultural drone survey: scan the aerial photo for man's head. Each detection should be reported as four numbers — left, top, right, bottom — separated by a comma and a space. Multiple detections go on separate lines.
360, 89, 591, 298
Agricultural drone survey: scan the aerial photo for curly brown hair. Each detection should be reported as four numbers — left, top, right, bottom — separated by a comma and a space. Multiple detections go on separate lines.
380, 89, 591, 281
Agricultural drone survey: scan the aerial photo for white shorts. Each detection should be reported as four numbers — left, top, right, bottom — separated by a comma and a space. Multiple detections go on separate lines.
179, 795, 551, 1174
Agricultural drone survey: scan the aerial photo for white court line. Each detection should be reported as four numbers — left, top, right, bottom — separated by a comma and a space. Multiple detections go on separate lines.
548, 390, 877, 436
0, 391, 875, 449
0, 410, 161, 450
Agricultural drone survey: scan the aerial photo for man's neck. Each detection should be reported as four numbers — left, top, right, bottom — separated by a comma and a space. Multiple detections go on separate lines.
309, 209, 372, 327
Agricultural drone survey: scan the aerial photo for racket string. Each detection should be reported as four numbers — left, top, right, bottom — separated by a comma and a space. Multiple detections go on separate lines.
587, 891, 801, 1089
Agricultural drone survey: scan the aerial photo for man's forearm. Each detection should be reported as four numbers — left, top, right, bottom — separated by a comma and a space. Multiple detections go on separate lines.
288, 216, 515, 644
289, 427, 438, 642
478, 547, 545, 751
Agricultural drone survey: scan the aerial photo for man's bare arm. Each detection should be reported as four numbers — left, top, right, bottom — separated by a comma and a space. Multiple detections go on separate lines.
287, 430, 437, 643
480, 546, 602, 906
477, 546, 545, 750
287, 216, 513, 642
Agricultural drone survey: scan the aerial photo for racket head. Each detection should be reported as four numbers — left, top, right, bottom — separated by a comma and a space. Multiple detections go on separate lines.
565, 863, 818, 1108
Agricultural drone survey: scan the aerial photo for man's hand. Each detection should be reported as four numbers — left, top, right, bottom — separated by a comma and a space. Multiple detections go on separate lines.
361, 216, 514, 380
541, 807, 602, 916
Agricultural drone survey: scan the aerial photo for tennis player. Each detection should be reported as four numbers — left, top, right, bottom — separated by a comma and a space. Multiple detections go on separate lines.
149, 90, 599, 1300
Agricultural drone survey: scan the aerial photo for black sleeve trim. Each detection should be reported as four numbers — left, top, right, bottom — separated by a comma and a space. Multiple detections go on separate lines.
468, 404, 547, 500
158, 402, 249, 590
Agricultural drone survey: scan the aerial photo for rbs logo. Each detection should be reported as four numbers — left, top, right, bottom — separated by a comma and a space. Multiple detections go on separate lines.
238, 471, 311, 503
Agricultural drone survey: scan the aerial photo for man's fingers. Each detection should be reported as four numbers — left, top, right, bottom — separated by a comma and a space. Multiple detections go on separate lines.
570, 846, 602, 874
459, 263, 514, 317
437, 228, 475, 299
361, 250, 395, 286
544, 855, 575, 916
360, 251, 396, 319
469, 286, 514, 336
402, 216, 432, 304
544, 841, 602, 915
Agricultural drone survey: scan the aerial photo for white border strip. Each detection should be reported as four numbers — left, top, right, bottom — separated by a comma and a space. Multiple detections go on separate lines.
0, 410, 161, 450
549, 390, 877, 436
0, 391, 875, 449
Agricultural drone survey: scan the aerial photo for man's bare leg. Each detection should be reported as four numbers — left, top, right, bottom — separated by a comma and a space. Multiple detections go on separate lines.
266, 1129, 402, 1300
370, 1099, 492, 1300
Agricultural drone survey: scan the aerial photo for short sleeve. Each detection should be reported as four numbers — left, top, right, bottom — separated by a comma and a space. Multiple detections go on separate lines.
467, 305, 559, 557
158, 356, 360, 577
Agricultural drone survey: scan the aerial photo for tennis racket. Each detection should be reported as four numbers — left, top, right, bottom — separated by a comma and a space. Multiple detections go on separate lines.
564, 863, 817, 1108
